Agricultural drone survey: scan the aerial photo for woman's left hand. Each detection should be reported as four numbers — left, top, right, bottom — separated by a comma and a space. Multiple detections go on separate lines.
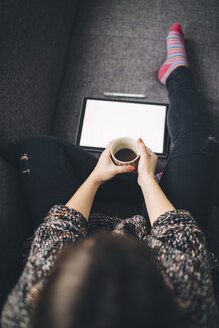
90, 140, 135, 185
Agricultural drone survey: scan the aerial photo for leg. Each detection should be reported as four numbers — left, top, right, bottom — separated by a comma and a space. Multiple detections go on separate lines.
19, 135, 94, 226
19, 135, 143, 227
159, 66, 219, 232
165, 66, 212, 142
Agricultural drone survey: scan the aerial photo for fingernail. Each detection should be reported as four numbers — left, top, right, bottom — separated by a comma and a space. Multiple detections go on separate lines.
129, 166, 135, 171
137, 138, 142, 143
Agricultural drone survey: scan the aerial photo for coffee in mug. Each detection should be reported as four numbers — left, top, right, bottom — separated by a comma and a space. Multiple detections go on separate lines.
114, 148, 137, 162
110, 137, 140, 168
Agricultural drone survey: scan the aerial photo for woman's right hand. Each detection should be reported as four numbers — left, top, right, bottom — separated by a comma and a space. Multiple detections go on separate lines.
137, 138, 158, 187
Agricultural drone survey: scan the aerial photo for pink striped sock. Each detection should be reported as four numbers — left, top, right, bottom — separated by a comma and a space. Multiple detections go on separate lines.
154, 171, 163, 183
158, 23, 188, 85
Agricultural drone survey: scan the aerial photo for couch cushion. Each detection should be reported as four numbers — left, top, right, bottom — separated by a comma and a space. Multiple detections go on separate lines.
0, 157, 33, 313
0, 0, 78, 155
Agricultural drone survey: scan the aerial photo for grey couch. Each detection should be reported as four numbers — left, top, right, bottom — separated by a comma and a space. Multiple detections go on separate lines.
0, 0, 79, 312
0, 0, 218, 313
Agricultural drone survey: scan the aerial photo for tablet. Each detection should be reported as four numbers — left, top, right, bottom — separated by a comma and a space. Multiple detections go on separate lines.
76, 97, 170, 158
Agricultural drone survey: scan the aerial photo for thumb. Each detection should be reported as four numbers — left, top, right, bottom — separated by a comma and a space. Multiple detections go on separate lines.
137, 138, 147, 155
116, 165, 136, 174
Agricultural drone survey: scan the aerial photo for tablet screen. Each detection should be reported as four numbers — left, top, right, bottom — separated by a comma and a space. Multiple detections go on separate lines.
77, 98, 169, 157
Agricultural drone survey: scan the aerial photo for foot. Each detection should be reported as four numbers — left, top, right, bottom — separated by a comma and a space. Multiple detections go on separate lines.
158, 23, 188, 85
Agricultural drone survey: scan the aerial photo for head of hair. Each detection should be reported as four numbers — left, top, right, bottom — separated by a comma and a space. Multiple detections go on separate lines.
34, 232, 179, 328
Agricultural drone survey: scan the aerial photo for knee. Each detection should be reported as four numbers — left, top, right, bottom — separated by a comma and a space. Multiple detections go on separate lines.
19, 135, 60, 158
200, 134, 219, 156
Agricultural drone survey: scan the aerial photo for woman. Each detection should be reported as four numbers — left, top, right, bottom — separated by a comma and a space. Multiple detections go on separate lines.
1, 23, 219, 327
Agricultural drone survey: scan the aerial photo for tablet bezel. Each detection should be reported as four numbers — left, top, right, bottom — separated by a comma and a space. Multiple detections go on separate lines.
76, 97, 170, 158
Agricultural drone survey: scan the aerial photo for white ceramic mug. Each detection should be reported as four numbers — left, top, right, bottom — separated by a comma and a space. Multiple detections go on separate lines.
110, 137, 140, 168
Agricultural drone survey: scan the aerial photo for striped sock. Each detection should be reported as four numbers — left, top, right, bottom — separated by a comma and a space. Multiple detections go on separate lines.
158, 23, 188, 85
154, 171, 163, 183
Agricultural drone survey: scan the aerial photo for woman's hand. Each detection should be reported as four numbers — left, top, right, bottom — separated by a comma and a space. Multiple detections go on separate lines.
137, 138, 158, 187
90, 140, 135, 185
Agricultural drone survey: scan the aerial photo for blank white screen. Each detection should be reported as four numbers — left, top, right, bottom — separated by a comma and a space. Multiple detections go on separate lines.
79, 99, 167, 153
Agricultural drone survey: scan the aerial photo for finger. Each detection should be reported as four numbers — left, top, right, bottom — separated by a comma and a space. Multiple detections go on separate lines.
103, 140, 115, 156
116, 165, 136, 174
145, 146, 158, 158
145, 145, 153, 154
137, 138, 156, 157
99, 141, 113, 159
105, 139, 118, 159
137, 138, 148, 154
106, 139, 117, 150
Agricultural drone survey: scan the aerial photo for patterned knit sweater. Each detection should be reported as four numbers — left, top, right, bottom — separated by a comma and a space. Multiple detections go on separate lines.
1, 205, 219, 328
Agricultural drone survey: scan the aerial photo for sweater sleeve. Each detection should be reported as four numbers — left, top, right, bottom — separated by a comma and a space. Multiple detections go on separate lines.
150, 209, 206, 257
1, 204, 88, 328
149, 209, 219, 327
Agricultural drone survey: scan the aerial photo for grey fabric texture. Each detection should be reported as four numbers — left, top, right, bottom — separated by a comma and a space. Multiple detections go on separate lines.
0, 0, 78, 155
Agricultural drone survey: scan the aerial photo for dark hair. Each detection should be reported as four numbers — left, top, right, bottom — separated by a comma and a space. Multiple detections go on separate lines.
34, 232, 179, 328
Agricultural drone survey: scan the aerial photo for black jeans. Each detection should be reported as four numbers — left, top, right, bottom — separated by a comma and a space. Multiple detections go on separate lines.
19, 67, 218, 235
